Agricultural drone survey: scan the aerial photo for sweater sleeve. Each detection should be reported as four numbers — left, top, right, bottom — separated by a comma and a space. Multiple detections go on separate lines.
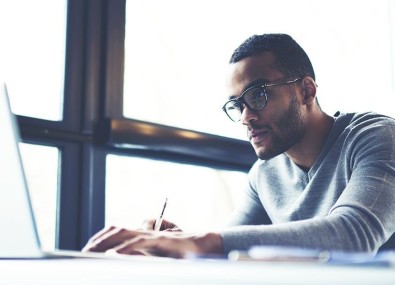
220, 115, 395, 254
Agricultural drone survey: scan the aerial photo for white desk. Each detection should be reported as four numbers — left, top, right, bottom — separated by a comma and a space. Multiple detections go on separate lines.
1, 257, 394, 285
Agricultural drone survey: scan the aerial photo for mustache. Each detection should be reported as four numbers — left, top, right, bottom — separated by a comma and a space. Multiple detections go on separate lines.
246, 121, 271, 132
246, 122, 272, 139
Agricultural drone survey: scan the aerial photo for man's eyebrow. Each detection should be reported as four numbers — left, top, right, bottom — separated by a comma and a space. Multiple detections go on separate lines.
228, 78, 269, 100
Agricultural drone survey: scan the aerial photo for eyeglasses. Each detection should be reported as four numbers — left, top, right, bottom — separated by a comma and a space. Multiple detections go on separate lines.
222, 77, 302, 122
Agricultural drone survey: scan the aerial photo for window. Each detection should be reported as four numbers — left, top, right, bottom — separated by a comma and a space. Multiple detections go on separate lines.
106, 155, 247, 232
1, 0, 92, 250
19, 143, 59, 250
0, 0, 67, 121
123, 0, 395, 139
0, 0, 70, 250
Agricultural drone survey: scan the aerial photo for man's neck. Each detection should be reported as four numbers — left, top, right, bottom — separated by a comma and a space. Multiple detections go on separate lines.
286, 112, 335, 171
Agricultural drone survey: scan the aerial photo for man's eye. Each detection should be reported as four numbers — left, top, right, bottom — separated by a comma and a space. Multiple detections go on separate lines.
251, 88, 266, 99
229, 101, 242, 111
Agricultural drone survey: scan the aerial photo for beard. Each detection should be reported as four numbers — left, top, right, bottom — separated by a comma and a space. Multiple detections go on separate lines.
253, 95, 305, 160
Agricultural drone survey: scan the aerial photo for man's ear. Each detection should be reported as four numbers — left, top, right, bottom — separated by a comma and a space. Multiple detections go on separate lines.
301, 76, 317, 105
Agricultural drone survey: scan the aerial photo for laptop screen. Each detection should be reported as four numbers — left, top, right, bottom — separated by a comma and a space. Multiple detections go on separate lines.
0, 83, 43, 258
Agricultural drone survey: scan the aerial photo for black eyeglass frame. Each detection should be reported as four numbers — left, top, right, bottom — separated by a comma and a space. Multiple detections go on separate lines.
222, 77, 303, 122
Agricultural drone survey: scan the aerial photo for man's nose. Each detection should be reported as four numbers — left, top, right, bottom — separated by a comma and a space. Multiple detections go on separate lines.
240, 106, 258, 125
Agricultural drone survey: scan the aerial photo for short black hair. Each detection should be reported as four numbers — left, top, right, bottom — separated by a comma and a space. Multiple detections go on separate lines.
229, 33, 315, 81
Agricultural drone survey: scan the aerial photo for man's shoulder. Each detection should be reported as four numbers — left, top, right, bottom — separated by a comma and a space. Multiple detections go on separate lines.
337, 111, 395, 131
335, 112, 395, 148
341, 111, 395, 124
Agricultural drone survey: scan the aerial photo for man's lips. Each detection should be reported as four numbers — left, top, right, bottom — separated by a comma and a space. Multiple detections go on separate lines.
248, 128, 270, 142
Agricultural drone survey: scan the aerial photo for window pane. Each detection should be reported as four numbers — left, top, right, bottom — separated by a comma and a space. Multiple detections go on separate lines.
123, 0, 395, 139
0, 0, 67, 121
19, 143, 59, 251
106, 155, 247, 232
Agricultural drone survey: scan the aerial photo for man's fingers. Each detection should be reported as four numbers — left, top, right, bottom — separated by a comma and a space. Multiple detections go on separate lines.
114, 234, 188, 258
142, 219, 156, 231
142, 219, 182, 231
106, 247, 147, 257
83, 227, 143, 252
82, 226, 118, 251
85, 226, 116, 243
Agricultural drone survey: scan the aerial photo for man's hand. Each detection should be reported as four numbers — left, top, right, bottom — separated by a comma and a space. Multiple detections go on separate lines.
142, 218, 182, 232
81, 226, 223, 259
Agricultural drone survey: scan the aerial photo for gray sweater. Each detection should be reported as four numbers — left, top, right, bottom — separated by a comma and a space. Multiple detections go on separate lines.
221, 112, 395, 254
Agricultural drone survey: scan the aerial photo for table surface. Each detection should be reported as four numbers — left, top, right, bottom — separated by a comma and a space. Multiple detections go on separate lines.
1, 255, 395, 285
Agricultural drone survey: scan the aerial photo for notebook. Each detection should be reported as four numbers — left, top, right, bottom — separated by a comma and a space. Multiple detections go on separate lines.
0, 83, 154, 260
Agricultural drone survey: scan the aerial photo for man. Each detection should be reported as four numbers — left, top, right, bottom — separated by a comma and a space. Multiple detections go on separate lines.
83, 33, 395, 258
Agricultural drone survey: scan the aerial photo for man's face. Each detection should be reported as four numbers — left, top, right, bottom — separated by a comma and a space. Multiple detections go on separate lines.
226, 52, 306, 160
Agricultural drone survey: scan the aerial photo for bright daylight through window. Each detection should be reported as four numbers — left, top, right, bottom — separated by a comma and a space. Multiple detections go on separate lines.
0, 0, 66, 250
123, 0, 395, 140
0, 0, 67, 121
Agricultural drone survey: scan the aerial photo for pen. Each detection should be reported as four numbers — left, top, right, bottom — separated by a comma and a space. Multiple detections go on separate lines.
154, 197, 168, 231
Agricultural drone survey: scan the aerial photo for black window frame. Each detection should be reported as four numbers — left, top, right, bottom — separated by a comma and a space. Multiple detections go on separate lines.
17, 0, 255, 250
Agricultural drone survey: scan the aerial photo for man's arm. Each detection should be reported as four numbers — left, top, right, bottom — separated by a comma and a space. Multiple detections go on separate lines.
82, 226, 224, 258
221, 118, 395, 254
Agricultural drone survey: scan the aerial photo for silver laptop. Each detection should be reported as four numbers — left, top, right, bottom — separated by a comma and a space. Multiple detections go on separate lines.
0, 83, 158, 260
0, 83, 47, 258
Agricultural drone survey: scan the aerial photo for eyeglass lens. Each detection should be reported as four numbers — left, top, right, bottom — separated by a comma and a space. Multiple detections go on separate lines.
244, 87, 267, 110
224, 86, 267, 121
